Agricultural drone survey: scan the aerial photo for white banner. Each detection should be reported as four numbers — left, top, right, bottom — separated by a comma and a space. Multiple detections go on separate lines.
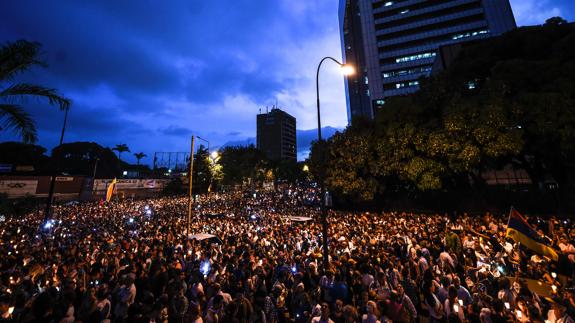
93, 179, 170, 191
0, 180, 38, 198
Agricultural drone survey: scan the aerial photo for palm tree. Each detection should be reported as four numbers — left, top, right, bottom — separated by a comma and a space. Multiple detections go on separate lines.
134, 152, 147, 165
113, 144, 130, 162
0, 40, 71, 143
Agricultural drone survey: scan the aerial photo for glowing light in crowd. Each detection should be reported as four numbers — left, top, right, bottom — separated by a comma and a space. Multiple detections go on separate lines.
43, 220, 55, 229
200, 261, 211, 276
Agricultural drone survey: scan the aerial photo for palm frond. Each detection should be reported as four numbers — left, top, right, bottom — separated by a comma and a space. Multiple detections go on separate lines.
0, 40, 45, 82
0, 83, 71, 110
0, 104, 38, 143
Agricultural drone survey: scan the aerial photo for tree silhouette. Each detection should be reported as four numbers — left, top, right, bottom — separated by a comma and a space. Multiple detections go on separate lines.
0, 40, 71, 143
134, 152, 147, 165
112, 144, 130, 162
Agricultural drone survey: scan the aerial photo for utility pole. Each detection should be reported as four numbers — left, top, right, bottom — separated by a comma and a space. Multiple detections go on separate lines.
92, 157, 99, 179
187, 136, 195, 235
44, 106, 69, 224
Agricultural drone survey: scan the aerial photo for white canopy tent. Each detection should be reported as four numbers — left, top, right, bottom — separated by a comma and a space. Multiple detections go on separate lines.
188, 233, 218, 241
289, 216, 313, 222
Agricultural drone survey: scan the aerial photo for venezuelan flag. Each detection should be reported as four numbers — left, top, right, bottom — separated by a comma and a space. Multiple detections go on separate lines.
105, 178, 117, 202
506, 208, 559, 261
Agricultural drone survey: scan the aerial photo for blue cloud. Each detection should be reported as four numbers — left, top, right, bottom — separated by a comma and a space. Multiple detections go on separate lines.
161, 126, 193, 137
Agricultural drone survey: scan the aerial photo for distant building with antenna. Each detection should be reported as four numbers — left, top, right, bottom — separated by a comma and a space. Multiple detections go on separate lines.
256, 106, 296, 161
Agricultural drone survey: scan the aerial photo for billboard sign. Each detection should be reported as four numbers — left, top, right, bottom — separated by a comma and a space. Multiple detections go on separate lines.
0, 180, 38, 198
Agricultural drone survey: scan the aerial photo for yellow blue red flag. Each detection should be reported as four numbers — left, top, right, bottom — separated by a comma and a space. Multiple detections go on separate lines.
506, 208, 559, 261
105, 178, 117, 202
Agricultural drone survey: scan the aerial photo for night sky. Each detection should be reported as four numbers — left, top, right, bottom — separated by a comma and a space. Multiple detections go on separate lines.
1, 0, 574, 164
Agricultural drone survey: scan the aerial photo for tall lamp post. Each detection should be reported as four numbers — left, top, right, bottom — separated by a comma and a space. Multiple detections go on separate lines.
187, 136, 195, 235
44, 106, 70, 224
315, 57, 354, 272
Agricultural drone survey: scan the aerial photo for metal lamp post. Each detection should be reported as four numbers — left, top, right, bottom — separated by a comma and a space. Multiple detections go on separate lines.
315, 56, 354, 272
44, 106, 70, 224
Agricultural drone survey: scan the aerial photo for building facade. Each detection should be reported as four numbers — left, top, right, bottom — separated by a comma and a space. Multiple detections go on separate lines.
256, 108, 297, 161
339, 0, 516, 121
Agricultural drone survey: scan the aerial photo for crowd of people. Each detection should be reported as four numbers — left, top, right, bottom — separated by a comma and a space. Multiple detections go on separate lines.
0, 184, 574, 323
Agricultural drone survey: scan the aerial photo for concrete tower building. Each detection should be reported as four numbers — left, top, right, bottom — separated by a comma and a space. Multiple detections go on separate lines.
256, 107, 297, 161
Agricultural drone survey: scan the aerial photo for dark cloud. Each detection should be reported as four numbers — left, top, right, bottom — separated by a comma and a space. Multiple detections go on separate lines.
161, 126, 193, 137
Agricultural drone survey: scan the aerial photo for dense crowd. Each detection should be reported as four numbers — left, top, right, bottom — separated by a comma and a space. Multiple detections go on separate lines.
0, 185, 574, 323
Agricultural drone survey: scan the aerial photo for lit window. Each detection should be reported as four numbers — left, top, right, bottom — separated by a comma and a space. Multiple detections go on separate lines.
452, 29, 489, 40
382, 66, 432, 78
395, 52, 436, 63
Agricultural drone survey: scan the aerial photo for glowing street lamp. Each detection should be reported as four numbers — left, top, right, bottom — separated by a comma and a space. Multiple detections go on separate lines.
340, 64, 355, 76
315, 56, 354, 272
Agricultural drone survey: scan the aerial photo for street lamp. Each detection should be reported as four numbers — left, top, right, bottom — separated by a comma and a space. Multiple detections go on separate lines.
196, 136, 210, 153
315, 57, 354, 272
44, 106, 70, 225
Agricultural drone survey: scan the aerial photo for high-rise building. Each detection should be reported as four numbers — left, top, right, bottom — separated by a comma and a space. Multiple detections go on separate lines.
256, 108, 297, 161
339, 0, 516, 121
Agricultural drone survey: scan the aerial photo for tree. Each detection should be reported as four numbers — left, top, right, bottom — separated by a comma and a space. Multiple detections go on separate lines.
192, 145, 211, 194
112, 144, 130, 162
52, 142, 120, 178
133, 152, 147, 165
545, 17, 568, 26
0, 141, 52, 174
272, 159, 307, 184
219, 145, 270, 188
0, 40, 70, 143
